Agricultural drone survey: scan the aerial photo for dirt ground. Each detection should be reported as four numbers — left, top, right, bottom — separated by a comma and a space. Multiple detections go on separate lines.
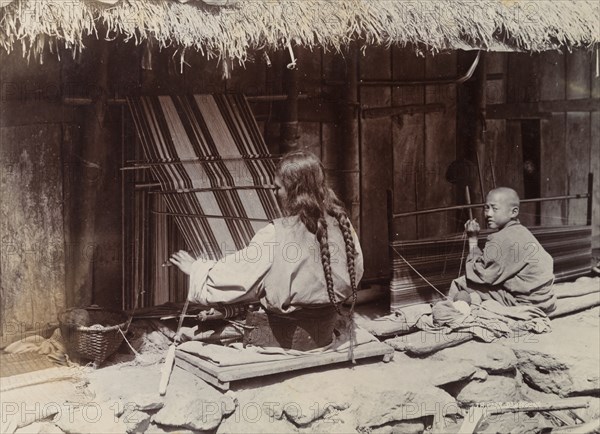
2, 281, 599, 434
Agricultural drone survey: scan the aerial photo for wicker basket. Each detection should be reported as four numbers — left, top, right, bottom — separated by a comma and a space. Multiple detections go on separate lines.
58, 308, 130, 366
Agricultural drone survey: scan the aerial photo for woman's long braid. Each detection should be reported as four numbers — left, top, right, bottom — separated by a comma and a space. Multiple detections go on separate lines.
276, 150, 357, 316
330, 205, 358, 363
316, 216, 342, 315
330, 207, 358, 313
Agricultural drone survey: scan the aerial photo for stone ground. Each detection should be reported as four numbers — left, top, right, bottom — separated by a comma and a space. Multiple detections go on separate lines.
4, 299, 600, 433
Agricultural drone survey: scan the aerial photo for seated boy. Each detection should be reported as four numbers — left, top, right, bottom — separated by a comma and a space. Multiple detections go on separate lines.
449, 187, 556, 319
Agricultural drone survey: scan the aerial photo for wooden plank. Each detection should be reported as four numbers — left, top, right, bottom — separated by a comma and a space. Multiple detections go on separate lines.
360, 46, 392, 278
592, 112, 600, 248
487, 99, 599, 118
420, 52, 457, 238
175, 357, 230, 391
479, 53, 506, 204
296, 46, 322, 95
592, 53, 600, 249
362, 103, 443, 119
550, 292, 600, 318
539, 50, 567, 226
321, 123, 342, 195
485, 52, 506, 105
566, 113, 590, 225
0, 125, 66, 338
566, 50, 592, 226
297, 121, 321, 157
386, 331, 473, 356
0, 101, 80, 127
507, 53, 539, 103
566, 50, 591, 100
177, 341, 393, 384
391, 46, 425, 241
226, 50, 267, 95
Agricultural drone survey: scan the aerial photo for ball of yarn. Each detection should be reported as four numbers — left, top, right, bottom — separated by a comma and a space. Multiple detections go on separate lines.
454, 291, 472, 305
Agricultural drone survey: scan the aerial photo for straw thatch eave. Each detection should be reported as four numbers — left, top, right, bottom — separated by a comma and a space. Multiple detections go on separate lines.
1, 0, 598, 64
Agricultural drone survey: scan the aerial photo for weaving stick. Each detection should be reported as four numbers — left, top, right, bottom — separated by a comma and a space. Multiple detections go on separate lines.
465, 185, 474, 221
159, 299, 189, 395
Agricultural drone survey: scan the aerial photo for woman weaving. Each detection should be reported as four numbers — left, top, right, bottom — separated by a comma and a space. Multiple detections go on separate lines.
169, 150, 364, 351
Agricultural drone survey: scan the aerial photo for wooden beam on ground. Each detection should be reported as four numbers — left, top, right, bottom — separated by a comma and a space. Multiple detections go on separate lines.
386, 331, 473, 356
550, 292, 600, 318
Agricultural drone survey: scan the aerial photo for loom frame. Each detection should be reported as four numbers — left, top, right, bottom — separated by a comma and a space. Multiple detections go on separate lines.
386, 173, 595, 310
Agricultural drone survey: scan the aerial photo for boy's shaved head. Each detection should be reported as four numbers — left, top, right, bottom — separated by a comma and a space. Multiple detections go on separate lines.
485, 187, 520, 230
487, 187, 520, 207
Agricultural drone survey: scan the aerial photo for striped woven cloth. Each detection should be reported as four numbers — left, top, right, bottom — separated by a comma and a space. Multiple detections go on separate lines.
128, 94, 281, 260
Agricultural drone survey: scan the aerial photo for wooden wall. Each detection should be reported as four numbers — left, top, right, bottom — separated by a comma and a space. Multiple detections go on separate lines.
1, 41, 598, 331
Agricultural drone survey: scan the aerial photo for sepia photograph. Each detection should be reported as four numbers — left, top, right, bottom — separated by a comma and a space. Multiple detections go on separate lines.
1, 0, 599, 432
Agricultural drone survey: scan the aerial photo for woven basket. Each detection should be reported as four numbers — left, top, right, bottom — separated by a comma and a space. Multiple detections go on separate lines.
58, 308, 130, 366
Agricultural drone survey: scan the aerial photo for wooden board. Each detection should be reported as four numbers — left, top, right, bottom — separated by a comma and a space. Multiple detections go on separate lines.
540, 114, 567, 226
507, 53, 539, 103
592, 55, 600, 248
360, 46, 393, 278
565, 50, 592, 227
297, 121, 322, 162
420, 52, 457, 238
592, 111, 600, 248
176, 340, 394, 391
391, 47, 425, 241
566, 112, 591, 225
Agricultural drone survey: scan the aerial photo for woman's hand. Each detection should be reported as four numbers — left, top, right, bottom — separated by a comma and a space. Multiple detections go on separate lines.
169, 250, 196, 275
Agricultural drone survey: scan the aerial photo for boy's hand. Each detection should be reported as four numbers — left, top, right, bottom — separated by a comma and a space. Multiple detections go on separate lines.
464, 219, 480, 237
169, 250, 196, 275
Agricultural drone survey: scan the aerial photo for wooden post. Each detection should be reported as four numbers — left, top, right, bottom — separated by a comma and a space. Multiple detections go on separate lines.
474, 52, 487, 202
587, 172, 594, 227
280, 51, 299, 154
66, 41, 110, 308
342, 45, 360, 229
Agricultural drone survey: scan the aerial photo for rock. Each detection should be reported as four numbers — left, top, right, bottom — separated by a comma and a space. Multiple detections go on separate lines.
431, 341, 517, 373
130, 393, 164, 412
430, 362, 477, 387
471, 369, 488, 382
456, 375, 520, 406
356, 389, 457, 431
507, 308, 600, 396
54, 400, 128, 434
511, 349, 574, 395
152, 396, 224, 431
122, 409, 151, 434
370, 419, 425, 434
145, 422, 197, 434
15, 422, 64, 433
151, 366, 234, 431
298, 409, 356, 434
250, 381, 351, 427
217, 410, 298, 434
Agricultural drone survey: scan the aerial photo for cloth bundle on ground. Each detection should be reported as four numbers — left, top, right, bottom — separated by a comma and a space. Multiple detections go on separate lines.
177, 317, 377, 366
414, 299, 551, 342
3, 328, 67, 365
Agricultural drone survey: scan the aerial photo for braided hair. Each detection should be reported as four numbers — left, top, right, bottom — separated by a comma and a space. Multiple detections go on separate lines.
276, 151, 358, 314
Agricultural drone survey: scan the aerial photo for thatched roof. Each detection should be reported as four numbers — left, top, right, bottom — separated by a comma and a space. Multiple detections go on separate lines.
1, 0, 598, 63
